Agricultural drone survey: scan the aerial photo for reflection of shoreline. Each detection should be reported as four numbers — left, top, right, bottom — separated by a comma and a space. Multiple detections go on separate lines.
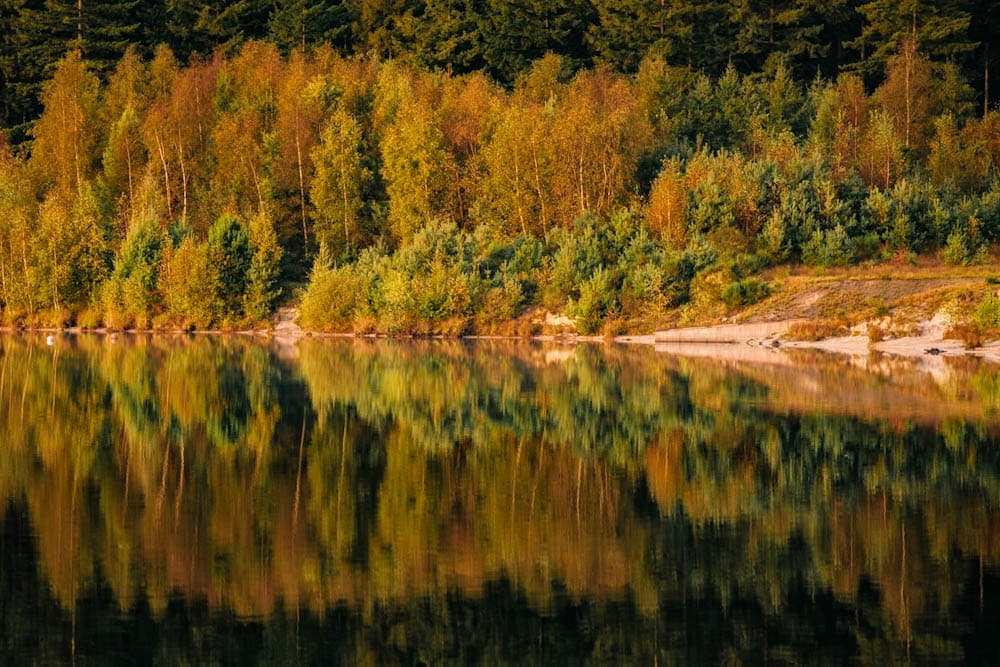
15, 331, 1000, 428
13, 317, 1000, 367
0, 333, 999, 655
11, 332, 1000, 428
650, 342, 1000, 429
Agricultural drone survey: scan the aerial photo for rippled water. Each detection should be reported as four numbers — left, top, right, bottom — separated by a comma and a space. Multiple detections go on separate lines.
1, 334, 999, 663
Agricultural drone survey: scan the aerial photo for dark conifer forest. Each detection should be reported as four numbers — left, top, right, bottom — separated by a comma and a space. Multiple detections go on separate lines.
1, 1, 1000, 332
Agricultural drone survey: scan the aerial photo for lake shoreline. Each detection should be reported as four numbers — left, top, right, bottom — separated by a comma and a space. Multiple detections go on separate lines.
6, 265, 999, 360
7, 316, 1000, 364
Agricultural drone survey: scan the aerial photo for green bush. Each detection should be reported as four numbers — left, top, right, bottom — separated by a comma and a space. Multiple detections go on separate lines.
299, 263, 367, 332
243, 212, 284, 322
621, 260, 666, 314
721, 278, 771, 308
729, 253, 767, 280
974, 293, 1000, 331
547, 221, 606, 304
160, 236, 219, 328
207, 214, 252, 317
101, 218, 164, 327
377, 222, 483, 330
571, 267, 618, 334
801, 225, 853, 267
979, 184, 1000, 242
301, 221, 490, 333
480, 277, 524, 323
942, 229, 972, 266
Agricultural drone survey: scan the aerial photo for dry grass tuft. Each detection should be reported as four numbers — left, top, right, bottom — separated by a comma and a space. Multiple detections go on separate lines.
944, 323, 984, 349
867, 324, 888, 343
785, 318, 850, 341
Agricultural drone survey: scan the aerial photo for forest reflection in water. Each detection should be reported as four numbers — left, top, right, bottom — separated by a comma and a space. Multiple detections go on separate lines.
1, 334, 999, 663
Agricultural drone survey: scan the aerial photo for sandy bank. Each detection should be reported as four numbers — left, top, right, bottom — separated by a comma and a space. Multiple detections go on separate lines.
645, 318, 1000, 364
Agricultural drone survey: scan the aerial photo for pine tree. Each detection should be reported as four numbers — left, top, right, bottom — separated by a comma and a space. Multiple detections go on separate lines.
243, 210, 283, 321
268, 0, 355, 54
968, 0, 1000, 114
659, 0, 735, 73
207, 213, 252, 317
0, 0, 54, 142
194, 0, 271, 54
132, 0, 166, 59
0, 0, 139, 145
162, 0, 270, 61
408, 0, 487, 74
162, 0, 213, 61
102, 210, 164, 327
587, 0, 665, 72
355, 0, 423, 61
729, 0, 848, 76
474, 0, 596, 84
851, 0, 977, 76
40, 0, 142, 76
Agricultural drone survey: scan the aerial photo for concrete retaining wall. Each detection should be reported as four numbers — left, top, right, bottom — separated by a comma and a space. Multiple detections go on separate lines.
653, 320, 803, 343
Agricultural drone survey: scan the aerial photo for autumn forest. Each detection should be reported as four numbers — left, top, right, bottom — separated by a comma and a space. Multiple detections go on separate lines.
1, 1, 999, 332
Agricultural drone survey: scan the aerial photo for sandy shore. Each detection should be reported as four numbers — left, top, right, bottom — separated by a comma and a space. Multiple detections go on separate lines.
637, 318, 1000, 364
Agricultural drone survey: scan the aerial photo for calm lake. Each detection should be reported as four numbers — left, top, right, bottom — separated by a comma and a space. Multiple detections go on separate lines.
1, 335, 999, 663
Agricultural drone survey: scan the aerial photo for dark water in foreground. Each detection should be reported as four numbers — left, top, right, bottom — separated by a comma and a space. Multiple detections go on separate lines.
1, 335, 1000, 664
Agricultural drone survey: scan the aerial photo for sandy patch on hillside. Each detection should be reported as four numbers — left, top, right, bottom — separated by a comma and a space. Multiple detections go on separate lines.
648, 311, 1000, 363
740, 275, 983, 325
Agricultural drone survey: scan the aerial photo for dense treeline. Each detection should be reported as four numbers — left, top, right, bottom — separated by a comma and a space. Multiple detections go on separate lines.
2, 1, 999, 139
3, 31, 1000, 330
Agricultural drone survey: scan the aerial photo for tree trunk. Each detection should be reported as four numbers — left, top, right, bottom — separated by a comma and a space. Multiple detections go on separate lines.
125, 129, 134, 211
155, 132, 173, 219
531, 144, 547, 234
76, 0, 83, 56
340, 158, 350, 243
904, 41, 912, 149
986, 49, 991, 117
769, 0, 775, 45
176, 131, 188, 222
513, 142, 526, 235
248, 156, 266, 215
296, 127, 309, 246
21, 239, 32, 315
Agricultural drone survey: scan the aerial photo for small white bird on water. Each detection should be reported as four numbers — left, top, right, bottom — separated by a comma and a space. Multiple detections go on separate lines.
46, 335, 55, 346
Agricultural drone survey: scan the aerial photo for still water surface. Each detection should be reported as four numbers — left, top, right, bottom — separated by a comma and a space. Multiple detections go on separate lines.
1, 335, 999, 663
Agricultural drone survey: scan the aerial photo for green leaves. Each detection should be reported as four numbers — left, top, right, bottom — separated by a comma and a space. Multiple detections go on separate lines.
244, 210, 284, 321
208, 213, 252, 315
310, 107, 368, 249
102, 215, 164, 326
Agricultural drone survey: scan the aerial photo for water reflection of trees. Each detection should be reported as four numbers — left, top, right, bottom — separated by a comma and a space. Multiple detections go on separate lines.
1, 335, 1000, 661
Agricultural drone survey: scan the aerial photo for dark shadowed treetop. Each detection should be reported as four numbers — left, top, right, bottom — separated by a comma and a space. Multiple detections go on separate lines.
3, 0, 1000, 139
